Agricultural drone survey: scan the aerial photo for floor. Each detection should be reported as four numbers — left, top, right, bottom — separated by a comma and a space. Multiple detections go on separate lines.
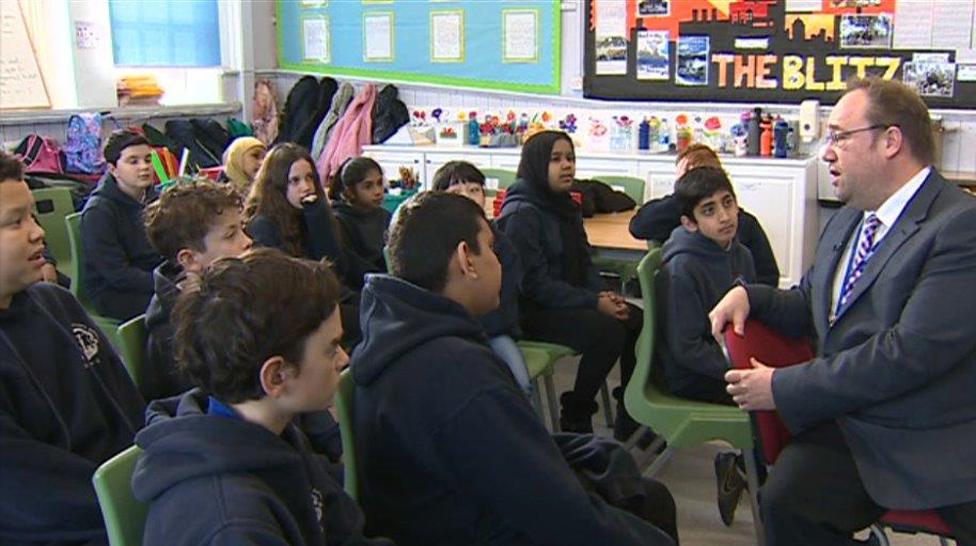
543, 355, 946, 546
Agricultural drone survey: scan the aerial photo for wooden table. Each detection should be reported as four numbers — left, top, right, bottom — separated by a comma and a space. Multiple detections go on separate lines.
583, 210, 647, 251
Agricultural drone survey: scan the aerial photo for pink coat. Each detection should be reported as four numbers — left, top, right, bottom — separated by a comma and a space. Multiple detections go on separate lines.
318, 83, 377, 185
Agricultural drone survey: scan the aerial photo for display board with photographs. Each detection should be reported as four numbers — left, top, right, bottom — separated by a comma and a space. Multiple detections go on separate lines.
584, 0, 976, 107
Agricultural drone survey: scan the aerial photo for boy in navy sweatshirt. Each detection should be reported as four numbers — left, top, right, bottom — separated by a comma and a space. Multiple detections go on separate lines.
132, 248, 391, 546
0, 151, 145, 546
351, 192, 677, 546
655, 166, 756, 526
142, 180, 253, 402
80, 130, 163, 320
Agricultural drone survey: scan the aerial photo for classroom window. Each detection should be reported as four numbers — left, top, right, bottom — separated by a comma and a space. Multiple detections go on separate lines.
109, 0, 221, 67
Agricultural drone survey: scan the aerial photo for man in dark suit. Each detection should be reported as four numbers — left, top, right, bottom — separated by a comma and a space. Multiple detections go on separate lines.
711, 77, 976, 545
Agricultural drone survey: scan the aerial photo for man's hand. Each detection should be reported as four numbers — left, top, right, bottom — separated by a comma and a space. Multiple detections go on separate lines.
725, 358, 776, 410
710, 285, 750, 341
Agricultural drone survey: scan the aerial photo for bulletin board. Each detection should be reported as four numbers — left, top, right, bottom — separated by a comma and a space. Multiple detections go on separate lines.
0, 1, 50, 110
583, 0, 976, 108
276, 0, 562, 95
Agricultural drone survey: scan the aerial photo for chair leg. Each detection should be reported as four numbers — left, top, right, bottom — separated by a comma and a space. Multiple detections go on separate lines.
530, 379, 546, 424
869, 524, 891, 546
742, 448, 766, 546
642, 444, 675, 477
600, 382, 614, 428
543, 372, 560, 432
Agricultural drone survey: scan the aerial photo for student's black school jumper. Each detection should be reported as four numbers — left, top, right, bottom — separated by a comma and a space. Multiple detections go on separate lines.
142, 260, 194, 402
247, 200, 362, 346
331, 200, 391, 290
0, 283, 145, 546
657, 226, 757, 403
350, 274, 676, 546
80, 174, 163, 320
629, 193, 780, 286
133, 389, 392, 546
495, 131, 642, 436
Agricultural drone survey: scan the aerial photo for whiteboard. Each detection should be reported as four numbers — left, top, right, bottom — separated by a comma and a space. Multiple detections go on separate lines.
0, 1, 50, 110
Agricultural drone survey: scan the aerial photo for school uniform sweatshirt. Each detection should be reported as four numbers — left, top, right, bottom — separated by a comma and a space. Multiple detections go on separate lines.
133, 389, 390, 546
80, 174, 163, 321
331, 200, 391, 290
656, 227, 757, 399
350, 274, 673, 546
0, 283, 145, 546
142, 261, 194, 402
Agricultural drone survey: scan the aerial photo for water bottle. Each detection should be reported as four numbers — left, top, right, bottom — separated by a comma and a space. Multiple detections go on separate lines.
747, 108, 761, 156
638, 118, 650, 151
774, 118, 790, 158
468, 115, 480, 146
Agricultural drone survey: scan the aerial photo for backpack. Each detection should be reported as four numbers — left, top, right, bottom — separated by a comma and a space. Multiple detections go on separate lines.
64, 113, 107, 175
227, 118, 253, 138
189, 118, 231, 163
14, 134, 65, 175
164, 119, 220, 168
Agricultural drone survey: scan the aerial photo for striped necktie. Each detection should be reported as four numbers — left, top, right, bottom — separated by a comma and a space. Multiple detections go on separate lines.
839, 213, 882, 309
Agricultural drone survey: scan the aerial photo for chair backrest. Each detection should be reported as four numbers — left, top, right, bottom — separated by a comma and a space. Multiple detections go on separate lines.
625, 248, 663, 407
92, 445, 147, 546
596, 175, 645, 204
334, 369, 359, 500
724, 319, 814, 465
480, 168, 518, 190
64, 212, 88, 303
116, 314, 147, 387
32, 187, 75, 269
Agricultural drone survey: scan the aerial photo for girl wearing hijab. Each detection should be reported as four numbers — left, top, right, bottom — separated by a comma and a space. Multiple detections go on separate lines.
222, 137, 267, 195
496, 131, 642, 439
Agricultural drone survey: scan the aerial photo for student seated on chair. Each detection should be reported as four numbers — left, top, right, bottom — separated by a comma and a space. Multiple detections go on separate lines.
351, 191, 678, 546
0, 151, 145, 546
142, 180, 253, 402
430, 160, 531, 397
495, 130, 642, 439
80, 130, 164, 321
132, 248, 393, 546
220, 136, 267, 196
628, 143, 779, 287
329, 157, 392, 290
655, 166, 756, 526
245, 143, 362, 345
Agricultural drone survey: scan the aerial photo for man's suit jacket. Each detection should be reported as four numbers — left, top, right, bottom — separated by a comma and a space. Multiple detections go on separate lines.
746, 170, 976, 510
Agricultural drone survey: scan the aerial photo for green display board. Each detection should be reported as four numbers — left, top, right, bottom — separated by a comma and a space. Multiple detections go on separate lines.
276, 0, 562, 95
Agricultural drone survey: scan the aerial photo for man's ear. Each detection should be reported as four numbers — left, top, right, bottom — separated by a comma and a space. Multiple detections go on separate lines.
680, 214, 699, 233
881, 126, 904, 160
258, 356, 292, 399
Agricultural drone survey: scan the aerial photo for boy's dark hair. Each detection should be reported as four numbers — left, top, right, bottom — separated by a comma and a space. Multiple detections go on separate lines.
145, 180, 243, 263
329, 156, 383, 200
387, 192, 486, 293
172, 247, 341, 403
103, 130, 150, 166
674, 167, 736, 220
0, 151, 25, 182
431, 160, 486, 192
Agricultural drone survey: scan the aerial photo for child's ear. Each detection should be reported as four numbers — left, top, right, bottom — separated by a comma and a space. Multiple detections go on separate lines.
680, 215, 699, 233
454, 240, 477, 279
259, 356, 291, 399
175, 248, 200, 274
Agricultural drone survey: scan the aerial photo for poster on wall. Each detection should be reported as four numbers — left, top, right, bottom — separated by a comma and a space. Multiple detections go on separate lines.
583, 0, 976, 108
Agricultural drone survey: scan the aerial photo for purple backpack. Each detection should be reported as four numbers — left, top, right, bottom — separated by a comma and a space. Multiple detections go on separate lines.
64, 113, 106, 175
14, 134, 65, 175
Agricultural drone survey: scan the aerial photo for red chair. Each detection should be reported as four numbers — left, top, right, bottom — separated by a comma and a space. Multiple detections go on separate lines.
724, 319, 955, 546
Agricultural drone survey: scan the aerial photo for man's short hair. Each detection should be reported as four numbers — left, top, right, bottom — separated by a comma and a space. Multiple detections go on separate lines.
0, 151, 25, 183
172, 248, 341, 403
676, 143, 721, 170
674, 167, 736, 220
847, 77, 935, 165
387, 192, 486, 293
431, 161, 487, 192
145, 180, 243, 263
104, 130, 150, 166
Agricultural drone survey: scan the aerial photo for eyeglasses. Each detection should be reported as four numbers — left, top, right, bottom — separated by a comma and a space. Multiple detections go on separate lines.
820, 124, 891, 151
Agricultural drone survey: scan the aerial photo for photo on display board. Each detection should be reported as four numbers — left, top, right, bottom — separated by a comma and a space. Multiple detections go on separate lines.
595, 34, 628, 75
839, 14, 892, 49
676, 35, 708, 86
637, 30, 669, 80
830, 0, 881, 7
903, 61, 956, 98
638, 0, 670, 16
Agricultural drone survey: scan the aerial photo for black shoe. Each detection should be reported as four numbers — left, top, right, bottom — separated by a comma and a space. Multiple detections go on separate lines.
715, 452, 747, 526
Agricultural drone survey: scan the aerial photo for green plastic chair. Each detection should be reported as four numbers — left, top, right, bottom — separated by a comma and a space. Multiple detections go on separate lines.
116, 314, 147, 387
596, 175, 646, 204
92, 445, 147, 546
481, 168, 518, 191
624, 247, 765, 543
335, 369, 360, 500
65, 212, 122, 349
32, 187, 75, 276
